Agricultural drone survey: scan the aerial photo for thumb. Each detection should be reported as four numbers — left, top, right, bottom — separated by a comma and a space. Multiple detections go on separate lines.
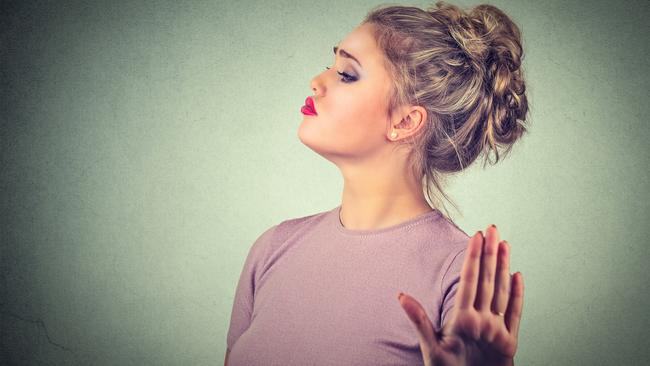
398, 292, 438, 363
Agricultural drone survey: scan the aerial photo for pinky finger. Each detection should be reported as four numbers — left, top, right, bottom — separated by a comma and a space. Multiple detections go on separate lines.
505, 272, 524, 339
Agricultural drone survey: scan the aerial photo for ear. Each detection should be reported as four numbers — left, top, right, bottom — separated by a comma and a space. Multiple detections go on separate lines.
390, 105, 428, 139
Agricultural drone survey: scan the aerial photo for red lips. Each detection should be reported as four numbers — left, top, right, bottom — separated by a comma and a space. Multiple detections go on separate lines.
301, 96, 317, 116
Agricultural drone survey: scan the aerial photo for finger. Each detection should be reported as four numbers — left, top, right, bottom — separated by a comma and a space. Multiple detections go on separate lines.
398, 292, 437, 357
456, 231, 483, 310
505, 272, 524, 339
492, 240, 510, 315
476, 225, 499, 311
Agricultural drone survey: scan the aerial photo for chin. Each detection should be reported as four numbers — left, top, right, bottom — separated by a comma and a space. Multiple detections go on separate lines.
298, 123, 321, 152
297, 124, 336, 160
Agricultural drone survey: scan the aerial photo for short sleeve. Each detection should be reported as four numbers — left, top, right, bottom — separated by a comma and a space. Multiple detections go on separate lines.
226, 224, 278, 350
439, 247, 467, 329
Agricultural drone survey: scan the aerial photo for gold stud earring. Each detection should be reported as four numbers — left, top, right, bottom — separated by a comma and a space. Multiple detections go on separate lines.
390, 131, 398, 139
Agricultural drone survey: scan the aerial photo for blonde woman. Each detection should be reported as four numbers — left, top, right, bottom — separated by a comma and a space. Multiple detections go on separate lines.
226, 2, 528, 365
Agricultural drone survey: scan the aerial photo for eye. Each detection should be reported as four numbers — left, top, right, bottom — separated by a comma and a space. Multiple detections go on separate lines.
325, 66, 358, 83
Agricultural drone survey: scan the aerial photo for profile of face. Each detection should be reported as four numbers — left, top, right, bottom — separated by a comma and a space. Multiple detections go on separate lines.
298, 22, 404, 166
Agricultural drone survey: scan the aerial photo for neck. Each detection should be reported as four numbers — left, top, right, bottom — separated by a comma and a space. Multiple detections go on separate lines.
338, 176, 433, 230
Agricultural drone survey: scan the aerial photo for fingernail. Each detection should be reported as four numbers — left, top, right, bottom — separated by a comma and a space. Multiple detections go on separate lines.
491, 224, 497, 229
398, 292, 404, 301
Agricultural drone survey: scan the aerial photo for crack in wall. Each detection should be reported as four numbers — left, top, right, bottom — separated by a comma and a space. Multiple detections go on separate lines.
0, 309, 76, 355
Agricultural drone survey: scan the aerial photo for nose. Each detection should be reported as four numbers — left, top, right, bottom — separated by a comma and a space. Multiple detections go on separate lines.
310, 78, 319, 96
310, 68, 328, 96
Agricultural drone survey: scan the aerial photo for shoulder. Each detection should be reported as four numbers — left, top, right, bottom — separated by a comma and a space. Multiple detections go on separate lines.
444, 219, 470, 268
412, 212, 471, 258
430, 217, 475, 285
437, 214, 472, 247
273, 208, 332, 240
248, 208, 332, 257
417, 214, 472, 278
438, 214, 472, 256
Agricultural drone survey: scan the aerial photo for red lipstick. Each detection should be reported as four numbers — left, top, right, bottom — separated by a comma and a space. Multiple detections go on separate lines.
301, 96, 317, 116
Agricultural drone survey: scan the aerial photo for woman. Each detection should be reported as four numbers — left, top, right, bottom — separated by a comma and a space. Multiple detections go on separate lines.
226, 1, 528, 365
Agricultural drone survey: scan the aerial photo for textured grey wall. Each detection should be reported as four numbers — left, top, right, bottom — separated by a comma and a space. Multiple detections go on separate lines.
1, 0, 649, 365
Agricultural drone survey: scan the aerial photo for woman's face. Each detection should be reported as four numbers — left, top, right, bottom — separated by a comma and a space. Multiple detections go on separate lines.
298, 22, 396, 162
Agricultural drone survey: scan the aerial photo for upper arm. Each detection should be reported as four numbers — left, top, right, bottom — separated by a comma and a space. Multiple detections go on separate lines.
226, 224, 279, 349
439, 247, 467, 328
441, 280, 460, 328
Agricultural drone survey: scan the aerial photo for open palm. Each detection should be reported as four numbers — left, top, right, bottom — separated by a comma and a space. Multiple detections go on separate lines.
398, 225, 524, 366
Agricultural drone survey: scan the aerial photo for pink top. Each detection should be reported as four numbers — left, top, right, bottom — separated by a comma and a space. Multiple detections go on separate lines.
226, 205, 470, 366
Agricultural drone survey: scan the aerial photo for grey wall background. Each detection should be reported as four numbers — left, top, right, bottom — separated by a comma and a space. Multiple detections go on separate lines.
1, 0, 648, 365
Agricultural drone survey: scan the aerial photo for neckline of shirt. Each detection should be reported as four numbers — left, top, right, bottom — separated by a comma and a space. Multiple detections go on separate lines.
330, 204, 442, 237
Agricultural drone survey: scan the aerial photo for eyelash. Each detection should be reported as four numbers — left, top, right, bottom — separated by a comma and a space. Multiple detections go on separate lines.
325, 66, 357, 83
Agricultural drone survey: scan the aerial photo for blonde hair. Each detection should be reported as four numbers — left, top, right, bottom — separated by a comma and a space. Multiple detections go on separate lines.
362, 1, 531, 220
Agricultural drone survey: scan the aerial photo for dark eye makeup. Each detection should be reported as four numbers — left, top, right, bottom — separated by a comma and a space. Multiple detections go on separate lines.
325, 66, 358, 83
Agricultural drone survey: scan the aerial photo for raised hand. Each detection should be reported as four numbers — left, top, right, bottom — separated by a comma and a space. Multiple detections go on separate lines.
397, 225, 524, 366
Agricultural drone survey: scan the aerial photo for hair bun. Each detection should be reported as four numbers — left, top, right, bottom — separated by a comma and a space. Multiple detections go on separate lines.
431, 2, 523, 75
470, 4, 523, 72
447, 15, 490, 65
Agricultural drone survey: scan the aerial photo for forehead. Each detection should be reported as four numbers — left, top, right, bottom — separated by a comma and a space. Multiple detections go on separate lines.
338, 23, 386, 73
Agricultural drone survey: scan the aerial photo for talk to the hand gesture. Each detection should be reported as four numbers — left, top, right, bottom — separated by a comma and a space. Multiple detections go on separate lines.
398, 225, 524, 366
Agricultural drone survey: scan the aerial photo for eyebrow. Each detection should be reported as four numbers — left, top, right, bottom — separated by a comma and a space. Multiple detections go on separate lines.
333, 45, 362, 68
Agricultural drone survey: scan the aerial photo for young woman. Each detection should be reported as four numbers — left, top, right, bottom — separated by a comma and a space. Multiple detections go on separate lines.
226, 2, 528, 365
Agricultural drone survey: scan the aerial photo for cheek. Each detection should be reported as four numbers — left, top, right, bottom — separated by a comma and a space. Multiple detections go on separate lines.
330, 93, 385, 135
298, 86, 389, 154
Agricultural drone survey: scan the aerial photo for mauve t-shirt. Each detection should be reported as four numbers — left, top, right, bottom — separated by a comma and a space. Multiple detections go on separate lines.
226, 205, 470, 366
